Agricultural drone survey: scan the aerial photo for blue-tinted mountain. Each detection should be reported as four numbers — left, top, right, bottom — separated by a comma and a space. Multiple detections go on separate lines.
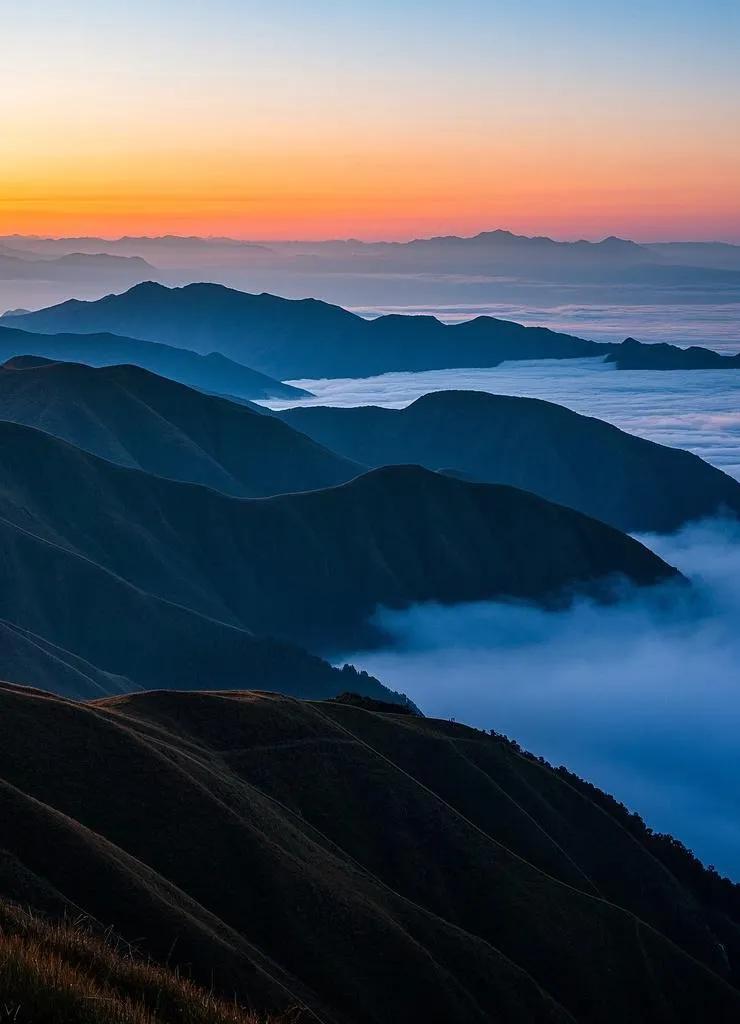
275, 390, 740, 533
0, 357, 357, 496
0, 323, 307, 400
1, 281, 604, 379
0, 422, 676, 656
608, 337, 740, 369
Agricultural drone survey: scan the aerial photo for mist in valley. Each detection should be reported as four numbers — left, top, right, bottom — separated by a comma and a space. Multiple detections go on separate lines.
344, 519, 740, 877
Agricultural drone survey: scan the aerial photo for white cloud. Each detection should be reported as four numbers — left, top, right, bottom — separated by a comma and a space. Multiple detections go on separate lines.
342, 520, 740, 878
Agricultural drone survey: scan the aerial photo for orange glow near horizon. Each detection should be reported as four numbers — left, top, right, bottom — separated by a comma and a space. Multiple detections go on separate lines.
3, 143, 739, 242
3, 1, 739, 243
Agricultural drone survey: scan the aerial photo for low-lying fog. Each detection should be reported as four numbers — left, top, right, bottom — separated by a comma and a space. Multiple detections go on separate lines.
343, 520, 740, 878
271, 361, 740, 871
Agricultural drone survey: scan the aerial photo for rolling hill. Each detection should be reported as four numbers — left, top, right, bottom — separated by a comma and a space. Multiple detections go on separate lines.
0, 422, 678, 653
1, 684, 739, 1023
0, 323, 307, 400
0, 357, 359, 496
274, 390, 740, 533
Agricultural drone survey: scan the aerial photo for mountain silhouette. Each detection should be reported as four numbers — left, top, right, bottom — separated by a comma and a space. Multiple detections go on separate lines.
0, 423, 678, 653
275, 390, 740, 533
1, 281, 605, 379
1, 684, 739, 1023
0, 323, 307, 400
0, 357, 358, 496
10, 280, 739, 381
0, 250, 154, 282
609, 337, 740, 369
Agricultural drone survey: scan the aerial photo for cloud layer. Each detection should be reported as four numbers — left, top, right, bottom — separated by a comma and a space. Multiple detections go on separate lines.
344, 520, 740, 878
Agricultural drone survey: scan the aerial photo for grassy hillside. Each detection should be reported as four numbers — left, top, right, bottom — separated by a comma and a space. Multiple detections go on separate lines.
0, 901, 280, 1024
0, 423, 678, 652
1, 683, 739, 1023
275, 390, 740, 533
0, 358, 359, 496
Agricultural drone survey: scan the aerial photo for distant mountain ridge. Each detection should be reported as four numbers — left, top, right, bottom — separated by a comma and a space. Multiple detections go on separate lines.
275, 390, 740, 533
0, 322, 307, 400
608, 337, 740, 370
1, 281, 605, 378
8, 281, 739, 381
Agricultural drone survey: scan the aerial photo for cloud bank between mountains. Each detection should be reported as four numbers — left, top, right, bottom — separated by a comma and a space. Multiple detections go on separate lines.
344, 519, 740, 878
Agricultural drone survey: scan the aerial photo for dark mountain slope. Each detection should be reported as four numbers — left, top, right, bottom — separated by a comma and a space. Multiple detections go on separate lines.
0, 323, 306, 400
1, 281, 604, 378
608, 336, 740, 370
0, 358, 359, 496
0, 423, 677, 651
275, 390, 740, 533
0, 507, 399, 704
1, 684, 739, 1023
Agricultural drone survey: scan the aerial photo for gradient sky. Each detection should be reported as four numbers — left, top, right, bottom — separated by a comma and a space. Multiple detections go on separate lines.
3, 0, 739, 240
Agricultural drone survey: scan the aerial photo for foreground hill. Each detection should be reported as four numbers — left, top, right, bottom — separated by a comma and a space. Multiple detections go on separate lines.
0, 323, 306, 400
1, 281, 604, 378
0, 357, 359, 496
275, 391, 740, 533
1, 684, 739, 1023
0, 423, 677, 654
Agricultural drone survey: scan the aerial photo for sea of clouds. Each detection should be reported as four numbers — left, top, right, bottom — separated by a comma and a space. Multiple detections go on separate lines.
344, 519, 740, 878
278, 358, 740, 875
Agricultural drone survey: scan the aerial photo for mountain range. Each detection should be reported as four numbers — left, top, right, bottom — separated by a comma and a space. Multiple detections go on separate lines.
0, 421, 675, 656
7, 281, 739, 380
2, 684, 739, 1023
4, 230, 740, 311
0, 281, 606, 378
0, 248, 154, 283
1, 258, 739, 1021
274, 390, 740, 533
4, 357, 737, 534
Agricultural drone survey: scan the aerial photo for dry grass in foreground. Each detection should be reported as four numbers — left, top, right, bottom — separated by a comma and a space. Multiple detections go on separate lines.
0, 901, 282, 1024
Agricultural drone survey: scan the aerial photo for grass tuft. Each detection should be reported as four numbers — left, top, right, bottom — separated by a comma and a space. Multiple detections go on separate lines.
0, 902, 283, 1023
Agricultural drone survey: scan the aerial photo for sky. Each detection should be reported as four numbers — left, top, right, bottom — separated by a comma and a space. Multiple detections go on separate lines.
2, 0, 739, 240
